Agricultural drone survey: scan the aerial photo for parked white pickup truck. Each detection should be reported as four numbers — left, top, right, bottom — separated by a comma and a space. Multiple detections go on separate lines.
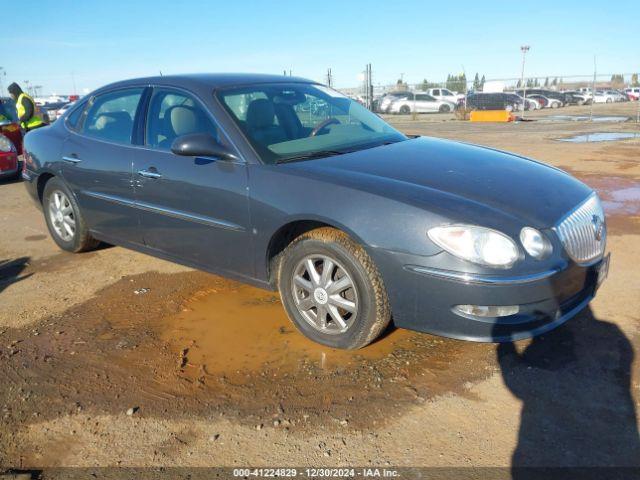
426, 88, 465, 104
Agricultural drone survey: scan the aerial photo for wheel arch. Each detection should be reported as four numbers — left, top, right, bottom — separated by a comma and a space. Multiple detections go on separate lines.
36, 171, 57, 204
263, 216, 368, 287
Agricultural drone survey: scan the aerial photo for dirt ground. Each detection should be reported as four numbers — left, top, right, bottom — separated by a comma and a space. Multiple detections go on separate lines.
1, 102, 639, 473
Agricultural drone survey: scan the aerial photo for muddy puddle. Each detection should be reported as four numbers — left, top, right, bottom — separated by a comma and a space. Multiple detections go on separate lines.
0, 269, 494, 457
162, 284, 415, 375
557, 132, 640, 143
566, 174, 640, 235
543, 115, 630, 123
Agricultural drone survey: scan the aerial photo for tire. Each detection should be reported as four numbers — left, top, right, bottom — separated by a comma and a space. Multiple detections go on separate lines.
439, 104, 451, 113
551, 102, 559, 109
277, 227, 391, 350
43, 176, 100, 253
606, 98, 612, 104
399, 105, 411, 115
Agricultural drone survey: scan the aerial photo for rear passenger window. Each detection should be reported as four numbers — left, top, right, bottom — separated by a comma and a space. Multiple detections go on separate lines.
66, 102, 86, 130
145, 89, 218, 151
82, 88, 143, 144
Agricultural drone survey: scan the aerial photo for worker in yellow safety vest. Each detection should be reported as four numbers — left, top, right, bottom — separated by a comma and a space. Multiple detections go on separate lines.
7, 82, 45, 132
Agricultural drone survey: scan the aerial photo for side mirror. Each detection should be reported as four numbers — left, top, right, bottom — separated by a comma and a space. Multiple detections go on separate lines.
171, 133, 238, 161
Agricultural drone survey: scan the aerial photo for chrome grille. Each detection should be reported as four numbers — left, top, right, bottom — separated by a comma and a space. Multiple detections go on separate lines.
555, 193, 606, 265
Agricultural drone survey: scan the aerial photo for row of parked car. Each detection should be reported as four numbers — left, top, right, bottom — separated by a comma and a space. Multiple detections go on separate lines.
37, 101, 76, 123
374, 86, 639, 114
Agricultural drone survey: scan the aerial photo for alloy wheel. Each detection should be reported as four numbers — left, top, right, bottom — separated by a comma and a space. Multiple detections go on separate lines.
48, 190, 76, 242
291, 254, 358, 334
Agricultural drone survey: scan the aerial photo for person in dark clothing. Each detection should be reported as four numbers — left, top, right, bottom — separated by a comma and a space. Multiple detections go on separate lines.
7, 82, 45, 132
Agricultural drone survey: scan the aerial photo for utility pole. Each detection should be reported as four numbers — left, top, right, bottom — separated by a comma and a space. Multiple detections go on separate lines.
364, 63, 373, 111
590, 56, 597, 122
0, 67, 5, 95
24, 80, 31, 96
71, 71, 77, 96
520, 45, 530, 118
326, 68, 332, 87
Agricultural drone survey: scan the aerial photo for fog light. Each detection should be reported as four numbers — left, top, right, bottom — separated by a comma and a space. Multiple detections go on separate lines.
454, 304, 520, 317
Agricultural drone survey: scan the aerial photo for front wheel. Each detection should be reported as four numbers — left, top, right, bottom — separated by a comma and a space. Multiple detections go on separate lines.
43, 177, 100, 253
439, 104, 451, 113
399, 105, 411, 115
278, 228, 391, 349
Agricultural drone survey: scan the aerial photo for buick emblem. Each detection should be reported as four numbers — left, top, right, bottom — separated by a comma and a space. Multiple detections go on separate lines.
592, 215, 604, 241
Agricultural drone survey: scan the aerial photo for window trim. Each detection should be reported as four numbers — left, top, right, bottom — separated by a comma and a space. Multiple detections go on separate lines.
63, 84, 244, 163
66, 86, 147, 146
63, 99, 89, 132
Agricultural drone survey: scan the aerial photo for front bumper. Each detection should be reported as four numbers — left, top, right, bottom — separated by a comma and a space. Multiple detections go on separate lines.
372, 248, 606, 342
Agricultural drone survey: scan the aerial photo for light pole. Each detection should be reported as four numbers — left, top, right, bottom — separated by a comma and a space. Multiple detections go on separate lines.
520, 45, 530, 118
0, 67, 5, 95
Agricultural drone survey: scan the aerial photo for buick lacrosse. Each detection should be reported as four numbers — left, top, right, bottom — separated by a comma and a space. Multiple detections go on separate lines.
22, 74, 609, 349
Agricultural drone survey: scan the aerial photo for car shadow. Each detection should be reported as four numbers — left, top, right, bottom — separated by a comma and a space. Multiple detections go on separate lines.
495, 308, 640, 478
0, 257, 32, 295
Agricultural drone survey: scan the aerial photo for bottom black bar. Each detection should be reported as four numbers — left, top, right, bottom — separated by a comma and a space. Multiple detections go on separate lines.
2, 467, 640, 480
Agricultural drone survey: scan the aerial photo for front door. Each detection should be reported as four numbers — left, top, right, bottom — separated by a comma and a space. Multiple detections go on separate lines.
60, 87, 145, 244
133, 88, 253, 278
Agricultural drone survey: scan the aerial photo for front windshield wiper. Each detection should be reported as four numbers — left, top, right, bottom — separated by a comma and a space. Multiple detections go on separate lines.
275, 150, 346, 164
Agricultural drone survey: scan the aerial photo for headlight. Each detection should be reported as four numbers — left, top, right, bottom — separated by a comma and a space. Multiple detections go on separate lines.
0, 135, 13, 153
428, 225, 519, 268
520, 227, 552, 259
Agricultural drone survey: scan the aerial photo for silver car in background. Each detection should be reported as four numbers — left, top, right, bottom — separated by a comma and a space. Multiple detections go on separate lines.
388, 92, 456, 114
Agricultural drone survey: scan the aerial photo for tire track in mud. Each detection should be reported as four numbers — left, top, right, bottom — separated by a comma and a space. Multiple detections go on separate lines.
0, 269, 494, 464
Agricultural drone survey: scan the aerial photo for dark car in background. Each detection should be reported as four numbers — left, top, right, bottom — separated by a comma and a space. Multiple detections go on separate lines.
465, 92, 523, 111
562, 91, 590, 105
517, 89, 567, 106
21, 74, 609, 349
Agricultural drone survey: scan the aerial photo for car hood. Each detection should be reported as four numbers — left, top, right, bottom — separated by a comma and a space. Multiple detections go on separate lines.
286, 137, 592, 228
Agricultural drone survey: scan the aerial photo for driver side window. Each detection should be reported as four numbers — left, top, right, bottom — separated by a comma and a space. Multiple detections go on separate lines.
145, 89, 218, 151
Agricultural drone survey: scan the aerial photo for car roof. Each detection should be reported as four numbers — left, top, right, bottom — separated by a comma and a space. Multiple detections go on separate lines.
93, 73, 315, 94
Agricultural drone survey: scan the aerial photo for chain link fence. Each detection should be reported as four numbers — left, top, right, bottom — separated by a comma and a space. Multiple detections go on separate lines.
334, 69, 640, 123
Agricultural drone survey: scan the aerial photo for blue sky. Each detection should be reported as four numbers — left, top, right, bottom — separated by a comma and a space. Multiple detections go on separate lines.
2, 0, 637, 95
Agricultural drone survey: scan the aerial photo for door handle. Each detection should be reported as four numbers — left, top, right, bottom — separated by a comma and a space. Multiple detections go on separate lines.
62, 155, 82, 164
137, 169, 162, 179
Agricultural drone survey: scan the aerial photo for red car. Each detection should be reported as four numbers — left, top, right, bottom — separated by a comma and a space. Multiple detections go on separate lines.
0, 100, 23, 180
0, 133, 19, 180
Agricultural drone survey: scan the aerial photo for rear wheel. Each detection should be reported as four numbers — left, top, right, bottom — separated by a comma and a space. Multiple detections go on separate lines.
399, 105, 411, 115
43, 177, 100, 253
278, 227, 391, 349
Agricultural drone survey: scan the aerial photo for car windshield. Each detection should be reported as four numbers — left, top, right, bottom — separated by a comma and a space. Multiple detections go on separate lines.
217, 83, 407, 164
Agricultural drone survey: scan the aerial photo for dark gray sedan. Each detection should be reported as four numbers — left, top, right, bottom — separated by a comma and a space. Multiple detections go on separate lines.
22, 74, 609, 349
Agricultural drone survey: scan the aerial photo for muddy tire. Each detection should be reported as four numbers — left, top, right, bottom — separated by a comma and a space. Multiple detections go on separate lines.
43, 176, 100, 253
277, 227, 391, 349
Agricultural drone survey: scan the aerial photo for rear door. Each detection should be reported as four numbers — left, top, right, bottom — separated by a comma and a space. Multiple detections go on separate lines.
132, 87, 252, 277
60, 87, 145, 244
